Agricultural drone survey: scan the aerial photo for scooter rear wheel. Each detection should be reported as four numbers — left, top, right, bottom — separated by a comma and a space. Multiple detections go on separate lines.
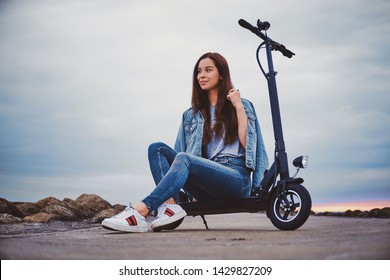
267, 183, 311, 230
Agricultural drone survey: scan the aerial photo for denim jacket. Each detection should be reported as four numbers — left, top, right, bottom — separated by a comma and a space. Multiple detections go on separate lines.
174, 98, 269, 188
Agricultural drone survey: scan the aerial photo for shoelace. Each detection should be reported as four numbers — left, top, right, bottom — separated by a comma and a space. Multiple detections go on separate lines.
155, 203, 167, 219
113, 205, 136, 218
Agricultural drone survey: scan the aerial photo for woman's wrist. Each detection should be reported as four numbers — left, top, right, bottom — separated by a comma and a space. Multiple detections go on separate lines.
234, 103, 245, 111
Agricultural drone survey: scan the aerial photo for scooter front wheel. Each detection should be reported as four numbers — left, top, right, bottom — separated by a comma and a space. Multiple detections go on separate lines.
267, 183, 312, 230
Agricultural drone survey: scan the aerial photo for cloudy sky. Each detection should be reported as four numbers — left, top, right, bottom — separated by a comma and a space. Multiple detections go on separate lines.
0, 0, 389, 211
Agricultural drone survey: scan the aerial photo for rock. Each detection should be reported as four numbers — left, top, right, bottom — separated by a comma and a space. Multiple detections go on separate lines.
320, 211, 343, 217
321, 211, 333, 216
357, 211, 369, 218
113, 204, 126, 212
344, 210, 352, 217
42, 205, 78, 221
338, 208, 390, 218
352, 210, 363, 217
0, 198, 25, 218
23, 212, 56, 223
14, 202, 40, 216
0, 194, 122, 224
90, 204, 126, 223
382, 207, 390, 218
343, 209, 363, 217
90, 208, 118, 223
368, 208, 387, 218
62, 198, 95, 219
35, 197, 64, 210
74, 194, 112, 213
0, 213, 22, 224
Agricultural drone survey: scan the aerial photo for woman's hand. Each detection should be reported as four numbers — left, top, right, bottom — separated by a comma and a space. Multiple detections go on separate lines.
227, 88, 244, 109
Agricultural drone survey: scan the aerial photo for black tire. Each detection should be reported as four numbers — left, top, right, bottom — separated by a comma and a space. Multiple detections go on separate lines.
267, 183, 311, 230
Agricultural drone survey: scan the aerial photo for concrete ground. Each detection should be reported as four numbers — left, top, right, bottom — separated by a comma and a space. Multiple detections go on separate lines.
0, 213, 389, 259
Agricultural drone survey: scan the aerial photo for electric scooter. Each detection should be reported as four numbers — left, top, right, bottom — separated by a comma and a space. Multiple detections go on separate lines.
172, 19, 312, 231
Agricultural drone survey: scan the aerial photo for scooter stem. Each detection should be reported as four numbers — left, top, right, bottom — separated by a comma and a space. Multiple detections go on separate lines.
265, 42, 290, 180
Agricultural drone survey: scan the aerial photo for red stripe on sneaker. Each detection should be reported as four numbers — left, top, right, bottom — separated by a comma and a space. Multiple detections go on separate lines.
164, 208, 175, 217
126, 215, 137, 226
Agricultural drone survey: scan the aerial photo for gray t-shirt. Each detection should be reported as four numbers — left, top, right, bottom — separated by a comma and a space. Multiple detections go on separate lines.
205, 106, 245, 159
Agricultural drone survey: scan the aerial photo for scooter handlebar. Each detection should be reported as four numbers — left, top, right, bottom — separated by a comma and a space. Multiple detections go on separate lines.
238, 19, 267, 40
238, 19, 295, 58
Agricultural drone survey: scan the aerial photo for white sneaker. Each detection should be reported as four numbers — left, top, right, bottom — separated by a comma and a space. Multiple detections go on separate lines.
151, 203, 187, 232
102, 206, 148, 233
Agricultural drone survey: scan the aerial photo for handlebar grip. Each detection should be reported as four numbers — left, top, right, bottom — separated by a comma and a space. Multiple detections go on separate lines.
273, 44, 295, 58
239, 18, 295, 58
238, 19, 266, 40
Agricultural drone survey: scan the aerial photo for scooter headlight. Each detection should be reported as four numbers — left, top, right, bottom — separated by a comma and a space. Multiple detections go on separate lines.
293, 155, 308, 169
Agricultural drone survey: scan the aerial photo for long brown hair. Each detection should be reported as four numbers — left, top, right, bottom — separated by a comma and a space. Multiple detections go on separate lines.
191, 52, 238, 145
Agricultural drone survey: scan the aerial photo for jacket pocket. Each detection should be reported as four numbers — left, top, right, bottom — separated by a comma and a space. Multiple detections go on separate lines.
184, 121, 197, 143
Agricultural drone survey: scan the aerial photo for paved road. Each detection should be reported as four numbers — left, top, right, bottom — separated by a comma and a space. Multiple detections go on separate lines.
1, 213, 389, 259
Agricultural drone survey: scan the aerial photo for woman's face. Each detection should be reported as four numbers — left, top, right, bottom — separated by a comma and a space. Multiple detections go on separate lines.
197, 58, 220, 92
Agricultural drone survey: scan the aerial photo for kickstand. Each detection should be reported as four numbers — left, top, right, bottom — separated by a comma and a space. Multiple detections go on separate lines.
200, 215, 209, 230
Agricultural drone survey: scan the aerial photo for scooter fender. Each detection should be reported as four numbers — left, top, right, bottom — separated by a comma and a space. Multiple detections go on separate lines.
286, 177, 304, 184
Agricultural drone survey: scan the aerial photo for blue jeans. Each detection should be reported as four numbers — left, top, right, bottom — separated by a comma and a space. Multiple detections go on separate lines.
142, 142, 252, 212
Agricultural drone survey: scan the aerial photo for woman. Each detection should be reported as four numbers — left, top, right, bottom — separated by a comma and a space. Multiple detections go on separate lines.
102, 52, 268, 232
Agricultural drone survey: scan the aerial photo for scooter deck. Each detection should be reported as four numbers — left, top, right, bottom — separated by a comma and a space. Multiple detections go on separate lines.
178, 196, 269, 216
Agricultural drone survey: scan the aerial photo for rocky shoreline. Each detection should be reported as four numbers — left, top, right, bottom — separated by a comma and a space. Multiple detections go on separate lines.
1, 194, 389, 226
0, 194, 125, 225
315, 208, 390, 218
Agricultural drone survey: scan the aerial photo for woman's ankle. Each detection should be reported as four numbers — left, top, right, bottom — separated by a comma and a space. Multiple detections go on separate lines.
166, 198, 176, 204
133, 202, 149, 217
